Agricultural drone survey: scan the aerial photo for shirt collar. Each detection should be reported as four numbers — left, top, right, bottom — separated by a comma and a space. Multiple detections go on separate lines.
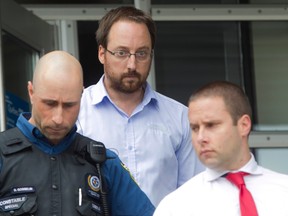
92, 75, 158, 108
204, 153, 263, 182
16, 112, 77, 155
90, 75, 108, 105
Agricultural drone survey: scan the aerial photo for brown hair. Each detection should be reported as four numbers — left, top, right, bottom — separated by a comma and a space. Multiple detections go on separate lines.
188, 81, 252, 125
96, 6, 156, 49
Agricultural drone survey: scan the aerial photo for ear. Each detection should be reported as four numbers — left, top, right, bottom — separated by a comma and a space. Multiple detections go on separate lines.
238, 114, 251, 137
27, 81, 34, 104
98, 45, 105, 64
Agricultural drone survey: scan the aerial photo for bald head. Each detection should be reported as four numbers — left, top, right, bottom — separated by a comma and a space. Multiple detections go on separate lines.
33, 50, 83, 91
27, 50, 84, 144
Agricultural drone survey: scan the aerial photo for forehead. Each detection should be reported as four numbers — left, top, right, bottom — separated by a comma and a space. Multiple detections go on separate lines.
35, 78, 82, 102
188, 96, 230, 120
190, 96, 226, 108
36, 89, 81, 104
108, 20, 151, 47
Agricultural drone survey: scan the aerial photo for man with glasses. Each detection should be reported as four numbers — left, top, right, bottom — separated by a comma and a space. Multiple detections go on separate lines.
77, 6, 204, 207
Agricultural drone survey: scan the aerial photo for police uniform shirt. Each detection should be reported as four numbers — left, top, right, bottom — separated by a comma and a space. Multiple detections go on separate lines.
0, 113, 155, 216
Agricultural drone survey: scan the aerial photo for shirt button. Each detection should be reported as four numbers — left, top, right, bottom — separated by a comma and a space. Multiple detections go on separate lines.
52, 184, 58, 190
50, 156, 56, 161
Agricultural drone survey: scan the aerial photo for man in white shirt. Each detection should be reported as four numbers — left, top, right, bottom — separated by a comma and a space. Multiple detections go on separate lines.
154, 81, 288, 216
77, 6, 204, 207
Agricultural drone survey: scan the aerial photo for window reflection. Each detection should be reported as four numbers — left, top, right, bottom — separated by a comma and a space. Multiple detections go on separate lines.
2, 31, 38, 128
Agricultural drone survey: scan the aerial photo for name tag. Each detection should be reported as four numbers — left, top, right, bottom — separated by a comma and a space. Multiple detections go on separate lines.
87, 189, 101, 200
91, 202, 102, 214
11, 186, 36, 194
0, 195, 27, 212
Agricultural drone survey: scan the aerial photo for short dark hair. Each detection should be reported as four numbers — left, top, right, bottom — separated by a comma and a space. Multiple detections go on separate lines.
96, 6, 156, 50
188, 81, 252, 125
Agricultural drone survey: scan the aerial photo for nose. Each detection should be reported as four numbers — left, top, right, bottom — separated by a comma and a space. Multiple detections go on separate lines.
52, 107, 63, 125
127, 54, 137, 70
195, 127, 207, 145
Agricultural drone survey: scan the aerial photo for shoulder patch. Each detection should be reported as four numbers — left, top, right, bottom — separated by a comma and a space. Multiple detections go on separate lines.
121, 162, 137, 184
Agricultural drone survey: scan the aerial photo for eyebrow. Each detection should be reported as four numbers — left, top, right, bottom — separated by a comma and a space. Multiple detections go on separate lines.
114, 46, 150, 50
41, 98, 78, 105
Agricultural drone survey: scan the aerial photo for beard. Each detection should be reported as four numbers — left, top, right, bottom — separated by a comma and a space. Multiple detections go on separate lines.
103, 56, 152, 94
106, 70, 148, 94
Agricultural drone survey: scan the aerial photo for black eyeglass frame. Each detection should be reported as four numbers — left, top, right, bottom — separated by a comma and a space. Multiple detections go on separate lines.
105, 48, 153, 61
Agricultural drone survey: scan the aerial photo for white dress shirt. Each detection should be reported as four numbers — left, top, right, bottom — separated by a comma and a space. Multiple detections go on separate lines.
154, 154, 288, 216
77, 75, 204, 206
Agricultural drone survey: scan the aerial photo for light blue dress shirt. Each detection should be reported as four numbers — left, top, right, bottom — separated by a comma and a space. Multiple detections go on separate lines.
77, 75, 204, 206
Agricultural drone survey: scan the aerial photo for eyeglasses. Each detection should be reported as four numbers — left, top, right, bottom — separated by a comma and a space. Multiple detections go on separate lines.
105, 48, 153, 62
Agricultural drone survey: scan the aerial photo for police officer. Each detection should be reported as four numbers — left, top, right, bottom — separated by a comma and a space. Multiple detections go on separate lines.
0, 50, 155, 216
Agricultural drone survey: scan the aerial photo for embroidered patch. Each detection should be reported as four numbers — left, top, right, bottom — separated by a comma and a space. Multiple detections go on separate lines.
121, 162, 130, 172
11, 186, 35, 195
91, 202, 102, 214
0, 195, 27, 212
87, 189, 101, 200
87, 174, 101, 192
121, 162, 137, 183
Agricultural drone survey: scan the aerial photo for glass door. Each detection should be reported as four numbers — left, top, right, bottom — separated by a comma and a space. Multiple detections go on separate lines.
0, 0, 55, 130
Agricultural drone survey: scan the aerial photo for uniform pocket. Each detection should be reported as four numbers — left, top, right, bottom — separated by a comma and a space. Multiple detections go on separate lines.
0, 194, 37, 215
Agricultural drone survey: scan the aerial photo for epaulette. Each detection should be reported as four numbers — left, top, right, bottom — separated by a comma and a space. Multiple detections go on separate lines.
0, 128, 32, 155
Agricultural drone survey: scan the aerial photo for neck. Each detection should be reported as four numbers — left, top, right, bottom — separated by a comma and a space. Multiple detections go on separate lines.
106, 86, 145, 117
227, 151, 252, 171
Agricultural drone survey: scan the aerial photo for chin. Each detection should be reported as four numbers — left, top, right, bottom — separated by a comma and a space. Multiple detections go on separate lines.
202, 159, 218, 169
120, 85, 140, 93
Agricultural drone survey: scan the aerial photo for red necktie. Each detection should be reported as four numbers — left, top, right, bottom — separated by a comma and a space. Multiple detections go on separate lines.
226, 172, 258, 216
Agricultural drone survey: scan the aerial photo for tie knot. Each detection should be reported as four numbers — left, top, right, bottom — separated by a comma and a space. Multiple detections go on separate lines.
226, 172, 249, 188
